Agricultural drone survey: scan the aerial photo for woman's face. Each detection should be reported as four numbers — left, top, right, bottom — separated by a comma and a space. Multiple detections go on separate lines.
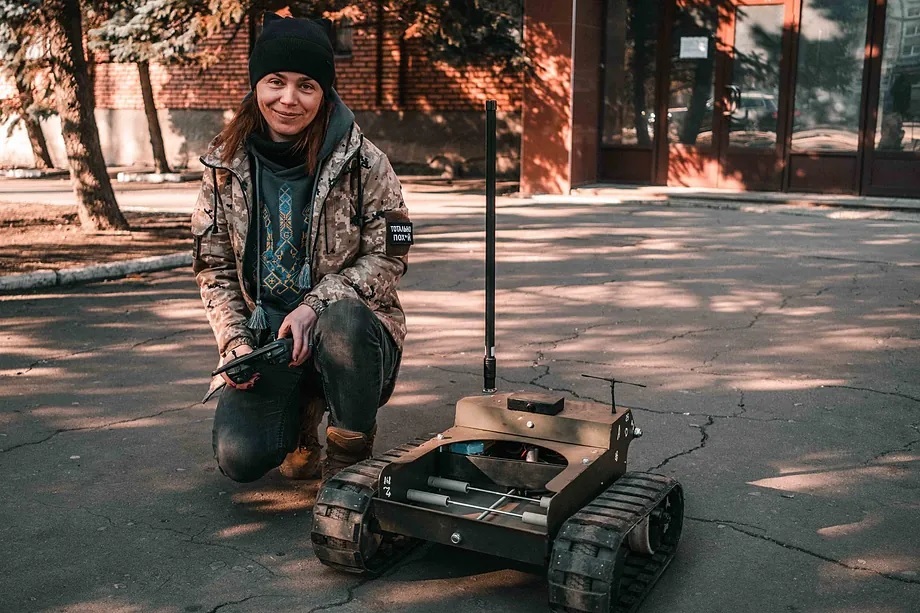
255, 72, 324, 142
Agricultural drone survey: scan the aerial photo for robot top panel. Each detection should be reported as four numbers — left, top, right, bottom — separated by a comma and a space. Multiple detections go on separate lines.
454, 393, 632, 450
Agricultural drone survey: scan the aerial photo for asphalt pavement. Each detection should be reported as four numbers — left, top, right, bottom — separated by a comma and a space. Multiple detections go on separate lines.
1, 191, 918, 612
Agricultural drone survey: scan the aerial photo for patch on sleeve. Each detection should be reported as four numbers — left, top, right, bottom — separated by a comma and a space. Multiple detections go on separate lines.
385, 210, 413, 256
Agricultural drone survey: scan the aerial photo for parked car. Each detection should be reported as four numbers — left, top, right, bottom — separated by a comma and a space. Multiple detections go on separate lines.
731, 91, 778, 131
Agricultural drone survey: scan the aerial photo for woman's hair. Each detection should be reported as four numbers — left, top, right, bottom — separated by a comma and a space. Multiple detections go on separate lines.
213, 91, 331, 171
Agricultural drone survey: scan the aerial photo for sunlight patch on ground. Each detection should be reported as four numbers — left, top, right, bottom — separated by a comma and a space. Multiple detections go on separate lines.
0, 365, 66, 378
818, 555, 920, 583
230, 488, 315, 513
382, 391, 443, 408
750, 463, 914, 496
737, 378, 845, 391
131, 342, 187, 353
638, 238, 688, 251
150, 305, 205, 320
817, 514, 881, 539
768, 305, 835, 317
605, 281, 701, 309
45, 599, 152, 613
816, 327, 909, 352
838, 553, 919, 575
709, 290, 782, 313
214, 521, 268, 539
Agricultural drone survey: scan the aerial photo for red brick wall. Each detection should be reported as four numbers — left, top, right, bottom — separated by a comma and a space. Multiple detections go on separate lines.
91, 12, 522, 114
334, 12, 385, 110
400, 39, 522, 112
93, 26, 251, 110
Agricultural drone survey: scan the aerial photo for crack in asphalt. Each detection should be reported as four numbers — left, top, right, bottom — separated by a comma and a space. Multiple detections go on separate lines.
304, 578, 374, 613
864, 423, 920, 465
685, 515, 766, 532
821, 385, 920, 403
208, 594, 276, 613
304, 544, 431, 613
12, 346, 97, 377
805, 254, 918, 267
0, 403, 195, 453
651, 315, 762, 346
427, 364, 799, 424
54, 503, 281, 578
687, 516, 920, 585
648, 416, 714, 471
733, 390, 747, 418
5, 328, 198, 378
130, 328, 197, 348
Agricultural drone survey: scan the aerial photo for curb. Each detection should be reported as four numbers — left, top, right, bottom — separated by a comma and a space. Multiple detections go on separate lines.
2, 168, 69, 179
530, 194, 920, 222
0, 252, 191, 293
116, 171, 203, 183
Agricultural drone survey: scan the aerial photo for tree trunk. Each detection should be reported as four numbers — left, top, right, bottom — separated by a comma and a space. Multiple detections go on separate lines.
46, 0, 128, 232
137, 61, 171, 174
13, 77, 54, 170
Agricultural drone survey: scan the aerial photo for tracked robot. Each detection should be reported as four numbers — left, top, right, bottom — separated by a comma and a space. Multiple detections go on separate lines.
310, 101, 685, 613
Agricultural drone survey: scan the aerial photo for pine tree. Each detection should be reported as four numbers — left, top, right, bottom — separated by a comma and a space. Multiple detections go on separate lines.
0, 0, 129, 231
90, 1, 207, 174
0, 14, 55, 169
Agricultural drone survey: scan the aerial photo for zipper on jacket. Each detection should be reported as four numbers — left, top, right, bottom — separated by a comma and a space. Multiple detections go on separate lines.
199, 155, 255, 296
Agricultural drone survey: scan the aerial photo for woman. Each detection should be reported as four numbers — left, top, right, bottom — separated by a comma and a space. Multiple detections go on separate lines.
192, 13, 412, 484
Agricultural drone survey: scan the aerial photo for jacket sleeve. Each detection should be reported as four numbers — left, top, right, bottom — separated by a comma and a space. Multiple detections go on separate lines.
302, 153, 409, 316
191, 167, 255, 356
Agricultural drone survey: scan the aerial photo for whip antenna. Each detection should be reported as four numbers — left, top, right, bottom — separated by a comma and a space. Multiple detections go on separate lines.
483, 100, 497, 393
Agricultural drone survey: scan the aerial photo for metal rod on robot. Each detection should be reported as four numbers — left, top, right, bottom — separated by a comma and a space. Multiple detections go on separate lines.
428, 476, 552, 508
476, 491, 513, 520
407, 489, 547, 527
483, 99, 497, 394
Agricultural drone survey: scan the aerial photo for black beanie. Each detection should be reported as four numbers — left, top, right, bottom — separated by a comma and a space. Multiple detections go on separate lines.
248, 13, 335, 93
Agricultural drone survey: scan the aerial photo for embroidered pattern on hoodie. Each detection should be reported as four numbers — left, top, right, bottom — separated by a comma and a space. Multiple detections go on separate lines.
260, 183, 308, 303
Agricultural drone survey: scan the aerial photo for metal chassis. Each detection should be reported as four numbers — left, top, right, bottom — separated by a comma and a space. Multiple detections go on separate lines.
370, 393, 637, 566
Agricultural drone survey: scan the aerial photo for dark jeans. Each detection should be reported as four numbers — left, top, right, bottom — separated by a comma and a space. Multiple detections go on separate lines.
212, 298, 399, 483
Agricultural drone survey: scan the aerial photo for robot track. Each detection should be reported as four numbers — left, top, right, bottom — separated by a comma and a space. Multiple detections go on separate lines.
311, 437, 431, 575
548, 472, 684, 613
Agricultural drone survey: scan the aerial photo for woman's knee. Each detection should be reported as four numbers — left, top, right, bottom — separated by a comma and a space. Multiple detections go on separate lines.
315, 298, 375, 337
212, 427, 278, 483
313, 298, 376, 356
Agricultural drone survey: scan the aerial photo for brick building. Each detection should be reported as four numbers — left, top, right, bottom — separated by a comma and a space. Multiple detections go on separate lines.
524, 0, 920, 198
11, 1, 915, 198
0, 8, 523, 175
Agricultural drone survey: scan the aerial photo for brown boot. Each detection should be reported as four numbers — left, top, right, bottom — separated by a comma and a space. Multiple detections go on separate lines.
322, 424, 377, 482
279, 395, 325, 480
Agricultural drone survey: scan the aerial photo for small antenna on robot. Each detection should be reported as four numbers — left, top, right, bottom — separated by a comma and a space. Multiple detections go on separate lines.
483, 100, 497, 394
581, 374, 646, 414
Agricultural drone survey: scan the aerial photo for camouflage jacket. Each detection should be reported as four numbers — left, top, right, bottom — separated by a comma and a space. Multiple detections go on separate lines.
192, 123, 410, 361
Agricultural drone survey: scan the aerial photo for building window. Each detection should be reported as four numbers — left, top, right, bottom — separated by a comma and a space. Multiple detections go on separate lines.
332, 18, 353, 57
601, 0, 661, 147
791, 0, 870, 152
875, 0, 920, 152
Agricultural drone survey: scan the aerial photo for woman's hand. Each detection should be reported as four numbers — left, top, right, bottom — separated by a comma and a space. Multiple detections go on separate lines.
220, 344, 259, 390
278, 304, 318, 366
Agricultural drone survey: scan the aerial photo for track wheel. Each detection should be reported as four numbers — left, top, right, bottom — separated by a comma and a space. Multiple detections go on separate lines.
626, 484, 683, 556
548, 531, 628, 612
311, 478, 387, 574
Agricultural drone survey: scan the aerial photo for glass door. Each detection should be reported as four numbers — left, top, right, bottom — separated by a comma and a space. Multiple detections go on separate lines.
665, 1, 723, 186
665, 0, 789, 189
862, 0, 920, 196
719, 0, 789, 189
